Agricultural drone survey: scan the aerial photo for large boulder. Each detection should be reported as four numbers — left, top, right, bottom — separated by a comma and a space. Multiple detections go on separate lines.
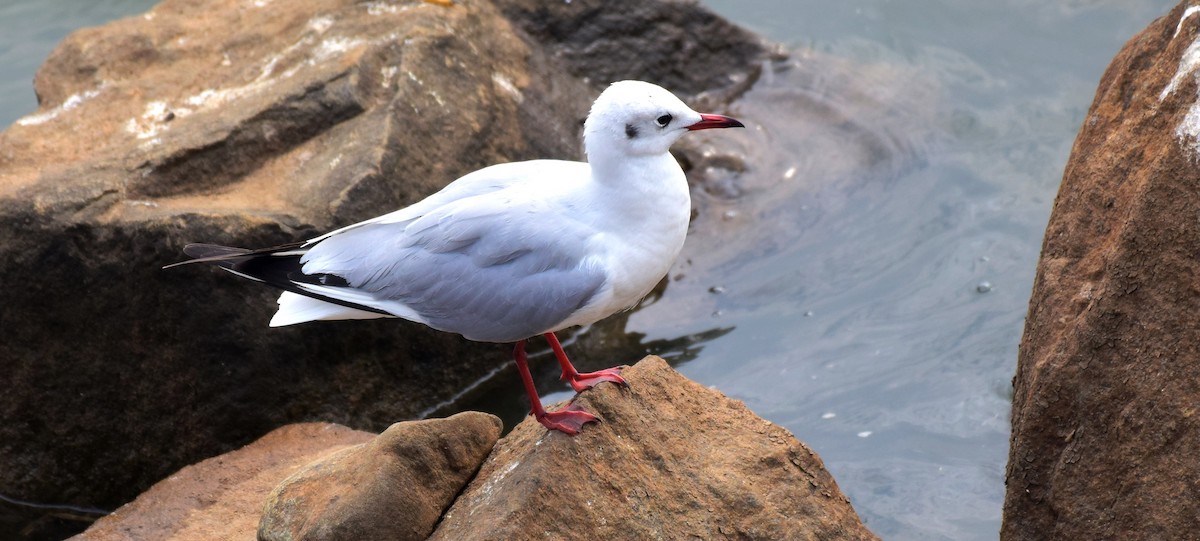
1003, 3, 1200, 539
0, 0, 583, 518
0, 0, 770, 528
431, 357, 878, 541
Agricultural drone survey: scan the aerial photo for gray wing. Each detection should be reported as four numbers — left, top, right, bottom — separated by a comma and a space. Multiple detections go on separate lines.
300, 195, 607, 343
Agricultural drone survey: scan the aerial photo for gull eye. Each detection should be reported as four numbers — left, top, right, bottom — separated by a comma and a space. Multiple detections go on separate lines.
655, 114, 672, 127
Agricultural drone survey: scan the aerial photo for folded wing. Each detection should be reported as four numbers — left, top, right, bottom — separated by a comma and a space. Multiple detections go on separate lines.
298, 190, 608, 342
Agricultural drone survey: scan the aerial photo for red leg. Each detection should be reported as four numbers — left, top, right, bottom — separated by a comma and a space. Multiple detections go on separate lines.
513, 340, 599, 435
543, 332, 627, 393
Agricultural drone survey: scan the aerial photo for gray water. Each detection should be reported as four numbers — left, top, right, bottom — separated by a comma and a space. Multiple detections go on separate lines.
0, 1, 1178, 540
685, 1, 1176, 538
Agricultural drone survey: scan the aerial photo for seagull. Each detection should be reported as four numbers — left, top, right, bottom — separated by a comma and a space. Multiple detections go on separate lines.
166, 80, 744, 435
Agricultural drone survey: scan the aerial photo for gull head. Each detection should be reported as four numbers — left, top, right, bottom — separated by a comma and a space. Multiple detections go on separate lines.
584, 80, 743, 159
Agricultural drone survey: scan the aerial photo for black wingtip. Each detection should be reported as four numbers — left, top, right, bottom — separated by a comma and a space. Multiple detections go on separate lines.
183, 243, 253, 259
163, 243, 254, 270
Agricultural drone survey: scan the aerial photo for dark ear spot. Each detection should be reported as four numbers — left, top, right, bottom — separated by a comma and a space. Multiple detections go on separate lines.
625, 123, 638, 139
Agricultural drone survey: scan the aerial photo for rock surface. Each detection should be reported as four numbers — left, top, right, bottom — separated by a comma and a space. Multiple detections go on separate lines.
1004, 3, 1200, 539
431, 356, 878, 541
259, 412, 501, 541
0, 0, 768, 524
74, 423, 374, 541
72, 361, 873, 540
493, 0, 777, 97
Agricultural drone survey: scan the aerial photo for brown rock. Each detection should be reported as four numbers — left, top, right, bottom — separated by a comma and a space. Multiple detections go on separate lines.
1003, 3, 1200, 539
493, 0, 778, 97
73, 423, 374, 541
0, 0, 770, 531
430, 356, 878, 541
0, 0, 589, 517
259, 412, 501, 541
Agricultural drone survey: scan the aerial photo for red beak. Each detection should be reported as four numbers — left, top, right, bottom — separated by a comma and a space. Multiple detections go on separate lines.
687, 113, 745, 131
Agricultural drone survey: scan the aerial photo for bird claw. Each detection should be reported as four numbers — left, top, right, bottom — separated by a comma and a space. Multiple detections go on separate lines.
535, 402, 600, 435
564, 366, 627, 394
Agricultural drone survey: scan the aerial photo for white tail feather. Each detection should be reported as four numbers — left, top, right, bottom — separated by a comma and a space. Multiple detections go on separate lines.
269, 292, 392, 327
